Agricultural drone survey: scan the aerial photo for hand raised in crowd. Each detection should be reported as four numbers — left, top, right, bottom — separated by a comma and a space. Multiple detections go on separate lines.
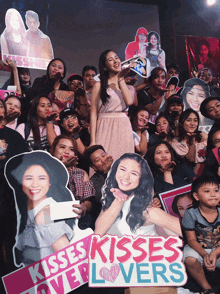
151, 197, 161, 208
63, 155, 78, 168
155, 130, 168, 139
110, 188, 128, 202
46, 112, 59, 122
161, 161, 176, 172
102, 155, 114, 173
2, 57, 17, 69
4, 110, 21, 122
72, 203, 85, 219
118, 66, 131, 81
50, 72, 62, 82
75, 87, 85, 96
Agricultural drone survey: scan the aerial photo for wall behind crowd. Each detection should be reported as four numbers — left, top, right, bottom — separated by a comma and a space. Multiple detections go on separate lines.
158, 0, 220, 85
0, 0, 160, 86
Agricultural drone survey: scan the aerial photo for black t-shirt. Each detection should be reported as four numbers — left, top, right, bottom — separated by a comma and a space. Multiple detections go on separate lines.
153, 164, 196, 194
0, 126, 28, 172
137, 88, 156, 108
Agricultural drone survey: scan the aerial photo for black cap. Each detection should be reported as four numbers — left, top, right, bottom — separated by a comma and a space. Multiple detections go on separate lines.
200, 96, 220, 118
67, 74, 84, 83
59, 108, 78, 122
166, 94, 183, 106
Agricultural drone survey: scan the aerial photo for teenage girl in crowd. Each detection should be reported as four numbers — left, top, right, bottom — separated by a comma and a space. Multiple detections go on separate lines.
171, 109, 208, 174
145, 141, 196, 193
90, 50, 135, 161
16, 95, 60, 151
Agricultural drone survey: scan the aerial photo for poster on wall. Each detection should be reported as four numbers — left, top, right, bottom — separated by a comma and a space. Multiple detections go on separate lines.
89, 153, 186, 288
1, 8, 54, 70
185, 36, 220, 78
2, 151, 92, 294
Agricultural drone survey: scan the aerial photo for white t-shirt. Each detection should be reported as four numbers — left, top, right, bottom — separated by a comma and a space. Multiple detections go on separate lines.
16, 123, 60, 151
133, 130, 149, 147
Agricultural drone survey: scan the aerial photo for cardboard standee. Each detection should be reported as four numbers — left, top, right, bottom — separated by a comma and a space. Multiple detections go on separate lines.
90, 153, 186, 289
3, 234, 92, 294
89, 235, 187, 287
0, 90, 18, 100
180, 77, 214, 126
2, 151, 92, 294
1, 9, 54, 70
158, 185, 192, 219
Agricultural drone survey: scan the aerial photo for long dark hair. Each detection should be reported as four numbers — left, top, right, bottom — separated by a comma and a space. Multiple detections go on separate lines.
178, 109, 202, 144
147, 31, 161, 53
102, 153, 154, 233
9, 67, 31, 90
145, 141, 177, 176
130, 106, 148, 128
197, 39, 212, 59
172, 192, 192, 217
180, 78, 210, 110
28, 95, 52, 147
99, 49, 112, 105
46, 58, 67, 81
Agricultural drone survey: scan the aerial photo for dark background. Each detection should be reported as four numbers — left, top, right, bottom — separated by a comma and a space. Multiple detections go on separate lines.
1, 0, 220, 86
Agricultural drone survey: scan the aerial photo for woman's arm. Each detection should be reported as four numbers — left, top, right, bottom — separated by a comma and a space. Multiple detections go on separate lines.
118, 78, 134, 106
135, 130, 148, 156
158, 50, 166, 70
46, 123, 59, 147
90, 82, 101, 145
144, 207, 182, 236
75, 136, 86, 155
51, 234, 70, 251
3, 58, 22, 96
35, 207, 70, 251
94, 198, 125, 236
135, 78, 149, 93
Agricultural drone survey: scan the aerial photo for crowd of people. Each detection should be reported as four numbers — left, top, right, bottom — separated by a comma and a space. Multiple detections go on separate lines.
1, 49, 220, 294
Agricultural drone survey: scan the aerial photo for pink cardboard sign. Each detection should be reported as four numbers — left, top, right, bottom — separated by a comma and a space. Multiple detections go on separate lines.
89, 234, 187, 287
159, 184, 192, 219
3, 234, 91, 294
0, 90, 18, 100
212, 146, 220, 165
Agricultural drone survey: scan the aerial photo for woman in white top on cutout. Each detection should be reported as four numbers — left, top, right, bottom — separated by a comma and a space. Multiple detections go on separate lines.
95, 153, 182, 237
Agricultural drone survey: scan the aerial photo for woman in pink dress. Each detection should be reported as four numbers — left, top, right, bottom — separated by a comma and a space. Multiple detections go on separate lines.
90, 50, 135, 161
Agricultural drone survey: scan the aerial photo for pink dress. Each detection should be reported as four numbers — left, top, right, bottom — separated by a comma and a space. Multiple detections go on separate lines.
96, 86, 135, 161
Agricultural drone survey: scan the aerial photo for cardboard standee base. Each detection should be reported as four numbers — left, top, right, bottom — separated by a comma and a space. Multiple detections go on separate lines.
125, 287, 177, 294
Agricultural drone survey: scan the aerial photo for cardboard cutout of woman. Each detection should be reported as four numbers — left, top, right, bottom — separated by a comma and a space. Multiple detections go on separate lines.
180, 78, 213, 126
146, 31, 166, 74
95, 153, 182, 238
5, 151, 76, 267
1, 9, 27, 57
